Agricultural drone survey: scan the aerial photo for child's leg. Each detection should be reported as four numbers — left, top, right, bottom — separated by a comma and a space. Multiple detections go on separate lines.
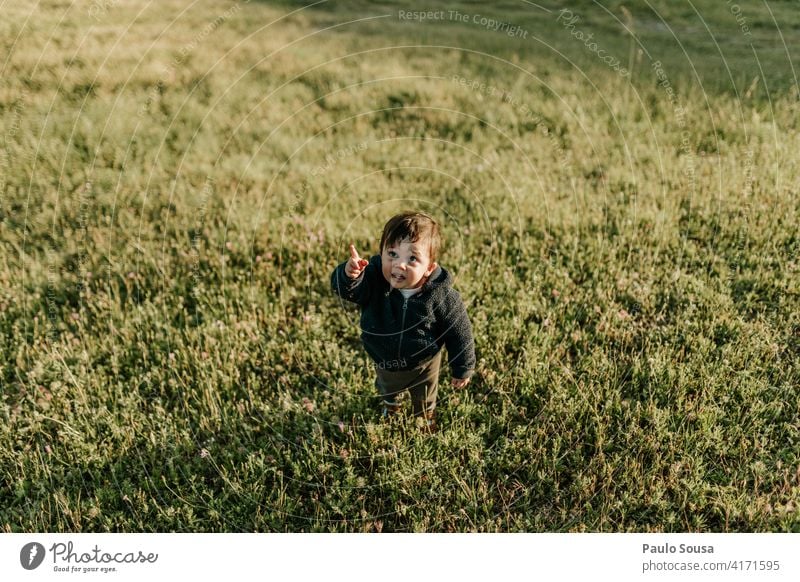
408, 351, 442, 418
374, 370, 404, 415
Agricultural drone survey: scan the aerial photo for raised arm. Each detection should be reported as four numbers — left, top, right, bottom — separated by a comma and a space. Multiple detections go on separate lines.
331, 244, 373, 306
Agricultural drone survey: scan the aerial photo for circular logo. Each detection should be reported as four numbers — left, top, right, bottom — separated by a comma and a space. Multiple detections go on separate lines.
20, 542, 46, 570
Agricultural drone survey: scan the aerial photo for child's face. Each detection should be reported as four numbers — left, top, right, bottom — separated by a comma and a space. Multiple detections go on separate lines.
381, 237, 438, 290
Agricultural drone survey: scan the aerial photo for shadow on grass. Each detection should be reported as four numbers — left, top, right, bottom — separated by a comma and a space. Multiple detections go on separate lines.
250, 0, 799, 99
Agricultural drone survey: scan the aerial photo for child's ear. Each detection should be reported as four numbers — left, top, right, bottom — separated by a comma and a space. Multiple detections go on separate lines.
427, 261, 438, 275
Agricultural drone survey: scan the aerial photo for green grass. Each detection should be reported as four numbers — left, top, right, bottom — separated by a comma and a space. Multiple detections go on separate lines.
1, 0, 798, 532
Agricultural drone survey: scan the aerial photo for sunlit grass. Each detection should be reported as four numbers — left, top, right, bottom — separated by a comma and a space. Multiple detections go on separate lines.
1, 0, 798, 532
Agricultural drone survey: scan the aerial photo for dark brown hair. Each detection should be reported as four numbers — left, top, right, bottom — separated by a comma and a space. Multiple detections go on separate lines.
379, 211, 441, 262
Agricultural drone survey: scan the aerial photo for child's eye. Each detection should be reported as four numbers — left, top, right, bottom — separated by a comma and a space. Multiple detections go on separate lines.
409, 256, 417, 263
388, 251, 397, 258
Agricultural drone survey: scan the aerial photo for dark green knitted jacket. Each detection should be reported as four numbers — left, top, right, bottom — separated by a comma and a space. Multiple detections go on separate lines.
331, 255, 475, 379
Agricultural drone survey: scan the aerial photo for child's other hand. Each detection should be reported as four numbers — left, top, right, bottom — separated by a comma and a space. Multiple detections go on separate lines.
345, 244, 369, 279
451, 377, 470, 389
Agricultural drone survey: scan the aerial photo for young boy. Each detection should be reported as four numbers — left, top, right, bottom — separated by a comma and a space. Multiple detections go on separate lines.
331, 211, 475, 431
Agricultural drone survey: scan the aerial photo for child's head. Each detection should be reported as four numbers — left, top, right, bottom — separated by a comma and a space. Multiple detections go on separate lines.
379, 211, 441, 290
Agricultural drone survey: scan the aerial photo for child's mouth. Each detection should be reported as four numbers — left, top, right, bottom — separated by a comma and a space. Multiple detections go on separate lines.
392, 274, 406, 283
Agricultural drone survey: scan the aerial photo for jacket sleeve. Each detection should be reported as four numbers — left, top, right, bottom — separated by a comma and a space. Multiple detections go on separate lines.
331, 257, 374, 307
436, 289, 476, 379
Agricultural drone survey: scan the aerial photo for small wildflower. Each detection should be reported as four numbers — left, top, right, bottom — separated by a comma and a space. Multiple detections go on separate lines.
338, 421, 345, 433
302, 397, 315, 412
199, 448, 209, 458
127, 272, 136, 279
169, 352, 175, 361
71, 312, 80, 320
551, 289, 560, 298
618, 309, 630, 319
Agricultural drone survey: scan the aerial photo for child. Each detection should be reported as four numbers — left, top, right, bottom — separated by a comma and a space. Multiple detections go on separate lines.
331, 211, 475, 431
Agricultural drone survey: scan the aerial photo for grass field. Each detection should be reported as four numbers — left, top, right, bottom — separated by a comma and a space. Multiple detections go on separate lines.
1, 0, 799, 532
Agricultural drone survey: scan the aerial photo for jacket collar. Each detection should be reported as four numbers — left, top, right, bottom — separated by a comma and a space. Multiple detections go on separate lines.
420, 265, 445, 292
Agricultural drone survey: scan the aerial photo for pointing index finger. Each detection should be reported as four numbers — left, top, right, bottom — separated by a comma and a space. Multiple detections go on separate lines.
349, 244, 360, 260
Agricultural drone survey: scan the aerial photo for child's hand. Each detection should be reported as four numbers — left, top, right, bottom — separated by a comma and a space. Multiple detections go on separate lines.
345, 244, 369, 279
451, 377, 470, 389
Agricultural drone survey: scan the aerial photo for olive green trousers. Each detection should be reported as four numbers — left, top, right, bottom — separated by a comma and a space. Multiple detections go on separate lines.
374, 351, 442, 417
